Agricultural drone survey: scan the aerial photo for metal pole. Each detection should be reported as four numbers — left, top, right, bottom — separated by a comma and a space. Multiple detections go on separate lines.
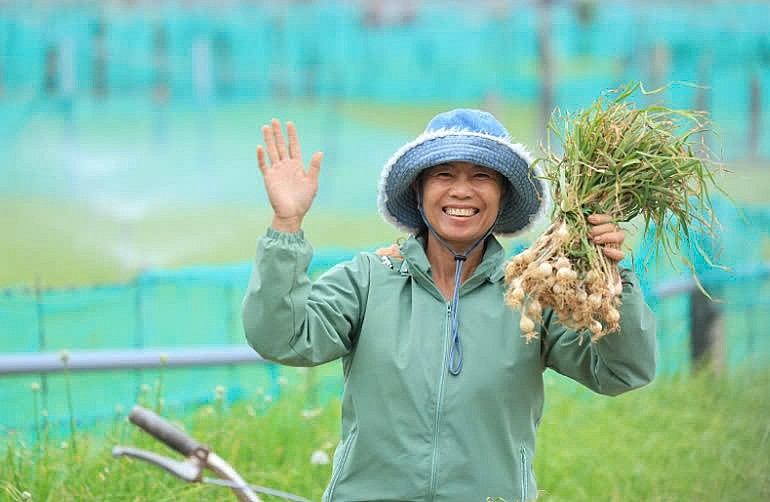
34, 280, 49, 415
0, 346, 265, 376
537, 0, 554, 137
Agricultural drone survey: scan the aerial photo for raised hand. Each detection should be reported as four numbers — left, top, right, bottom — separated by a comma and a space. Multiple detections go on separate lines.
257, 119, 323, 233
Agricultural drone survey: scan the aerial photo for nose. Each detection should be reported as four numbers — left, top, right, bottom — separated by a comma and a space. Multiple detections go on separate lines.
448, 175, 473, 198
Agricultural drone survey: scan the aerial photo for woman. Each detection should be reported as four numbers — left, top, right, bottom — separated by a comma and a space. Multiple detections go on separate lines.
242, 109, 657, 501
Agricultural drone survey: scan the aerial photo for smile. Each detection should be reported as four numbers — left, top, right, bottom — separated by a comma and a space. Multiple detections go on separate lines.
443, 207, 478, 217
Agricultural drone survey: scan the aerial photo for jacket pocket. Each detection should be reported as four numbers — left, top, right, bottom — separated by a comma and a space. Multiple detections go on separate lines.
325, 424, 359, 501
520, 445, 529, 502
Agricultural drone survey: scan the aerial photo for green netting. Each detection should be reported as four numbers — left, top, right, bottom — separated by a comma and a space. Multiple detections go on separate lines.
0, 2, 768, 155
0, 251, 354, 434
2, 202, 770, 435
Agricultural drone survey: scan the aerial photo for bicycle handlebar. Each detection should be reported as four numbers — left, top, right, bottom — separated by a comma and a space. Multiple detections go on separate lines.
128, 405, 203, 457
113, 445, 202, 482
118, 405, 266, 501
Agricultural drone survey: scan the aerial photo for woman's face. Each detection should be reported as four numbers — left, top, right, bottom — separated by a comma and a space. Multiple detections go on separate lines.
418, 162, 504, 252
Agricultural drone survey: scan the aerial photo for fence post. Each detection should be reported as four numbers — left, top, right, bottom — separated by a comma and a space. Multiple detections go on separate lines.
134, 277, 145, 401
34, 280, 49, 414
689, 289, 725, 374
0, 39, 4, 97
749, 74, 761, 160
92, 17, 107, 98
537, 0, 554, 136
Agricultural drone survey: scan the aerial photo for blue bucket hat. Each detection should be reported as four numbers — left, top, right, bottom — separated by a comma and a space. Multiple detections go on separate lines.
377, 108, 549, 238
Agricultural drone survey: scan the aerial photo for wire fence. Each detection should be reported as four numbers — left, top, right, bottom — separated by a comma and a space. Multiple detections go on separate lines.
0, 1, 768, 155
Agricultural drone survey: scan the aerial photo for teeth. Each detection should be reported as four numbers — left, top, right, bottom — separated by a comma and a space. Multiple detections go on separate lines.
445, 207, 476, 217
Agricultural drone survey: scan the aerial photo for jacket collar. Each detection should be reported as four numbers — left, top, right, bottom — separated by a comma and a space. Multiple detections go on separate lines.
401, 235, 506, 293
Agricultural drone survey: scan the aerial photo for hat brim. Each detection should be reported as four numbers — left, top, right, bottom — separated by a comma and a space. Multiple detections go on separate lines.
378, 129, 550, 238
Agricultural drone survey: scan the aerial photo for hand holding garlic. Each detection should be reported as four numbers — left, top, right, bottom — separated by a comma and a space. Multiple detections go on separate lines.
504, 214, 625, 342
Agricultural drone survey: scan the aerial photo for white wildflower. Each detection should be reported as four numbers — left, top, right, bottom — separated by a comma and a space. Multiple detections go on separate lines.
310, 450, 330, 465
301, 408, 322, 419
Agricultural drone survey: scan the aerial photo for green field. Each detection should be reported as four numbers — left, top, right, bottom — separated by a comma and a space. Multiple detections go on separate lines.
2, 367, 768, 501
1, 159, 767, 289
0, 198, 406, 288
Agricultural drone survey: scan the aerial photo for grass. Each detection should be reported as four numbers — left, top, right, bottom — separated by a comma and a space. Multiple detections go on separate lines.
0, 197, 403, 288
534, 368, 770, 501
2, 367, 769, 501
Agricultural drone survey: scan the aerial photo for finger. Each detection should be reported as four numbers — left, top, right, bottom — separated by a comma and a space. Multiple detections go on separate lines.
308, 151, 323, 182
591, 230, 626, 246
256, 146, 268, 174
587, 213, 613, 225
286, 121, 302, 161
272, 119, 288, 160
375, 244, 403, 259
262, 125, 280, 164
602, 246, 625, 263
589, 222, 620, 237
375, 244, 395, 256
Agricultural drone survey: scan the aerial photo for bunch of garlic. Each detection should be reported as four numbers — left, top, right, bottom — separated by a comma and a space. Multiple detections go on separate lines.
504, 220, 622, 342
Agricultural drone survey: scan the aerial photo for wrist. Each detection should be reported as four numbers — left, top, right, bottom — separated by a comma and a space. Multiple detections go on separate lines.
271, 215, 303, 233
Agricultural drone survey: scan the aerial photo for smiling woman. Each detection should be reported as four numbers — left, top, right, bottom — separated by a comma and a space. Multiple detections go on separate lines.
241, 109, 658, 502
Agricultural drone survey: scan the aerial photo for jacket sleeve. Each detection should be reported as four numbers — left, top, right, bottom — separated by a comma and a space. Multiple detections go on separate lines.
241, 228, 369, 366
540, 268, 658, 396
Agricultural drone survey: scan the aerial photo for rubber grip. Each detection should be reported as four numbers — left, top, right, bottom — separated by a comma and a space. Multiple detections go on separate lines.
128, 405, 201, 456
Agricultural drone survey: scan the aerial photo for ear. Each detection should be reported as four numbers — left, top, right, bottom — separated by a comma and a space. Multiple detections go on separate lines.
411, 173, 423, 194
498, 175, 509, 201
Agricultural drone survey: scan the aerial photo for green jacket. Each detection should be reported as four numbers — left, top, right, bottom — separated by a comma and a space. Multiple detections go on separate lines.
242, 229, 657, 502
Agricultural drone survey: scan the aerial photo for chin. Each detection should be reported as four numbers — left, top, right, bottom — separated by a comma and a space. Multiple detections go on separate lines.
439, 229, 489, 247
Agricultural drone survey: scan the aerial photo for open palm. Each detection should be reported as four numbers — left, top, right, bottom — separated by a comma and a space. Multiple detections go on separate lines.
257, 119, 323, 231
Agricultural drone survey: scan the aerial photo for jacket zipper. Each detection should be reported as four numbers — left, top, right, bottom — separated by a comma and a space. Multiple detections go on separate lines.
326, 425, 358, 500
520, 445, 528, 502
428, 303, 452, 500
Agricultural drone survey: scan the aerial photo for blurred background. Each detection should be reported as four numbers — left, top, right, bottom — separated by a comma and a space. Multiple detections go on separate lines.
1, 0, 769, 436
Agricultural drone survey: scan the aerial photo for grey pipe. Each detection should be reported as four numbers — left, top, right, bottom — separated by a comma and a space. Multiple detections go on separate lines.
0, 346, 264, 376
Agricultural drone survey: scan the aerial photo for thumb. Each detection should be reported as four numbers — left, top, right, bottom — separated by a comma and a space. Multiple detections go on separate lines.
308, 151, 323, 181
